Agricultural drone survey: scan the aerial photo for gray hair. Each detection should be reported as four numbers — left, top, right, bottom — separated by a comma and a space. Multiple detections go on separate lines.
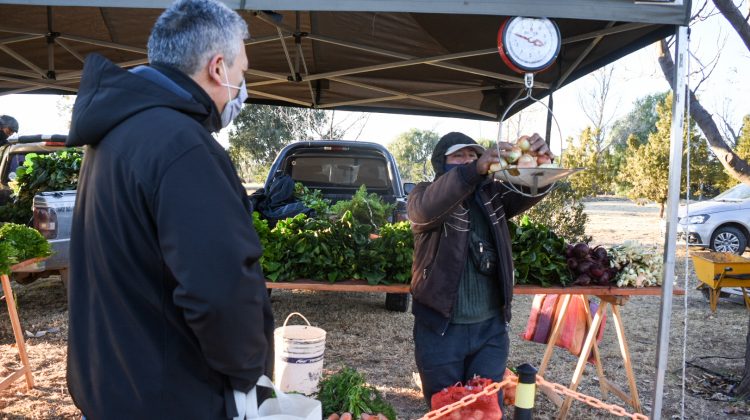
147, 0, 249, 76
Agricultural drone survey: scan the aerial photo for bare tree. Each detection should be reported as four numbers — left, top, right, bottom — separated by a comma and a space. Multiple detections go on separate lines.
657, 1, 750, 186
577, 65, 618, 150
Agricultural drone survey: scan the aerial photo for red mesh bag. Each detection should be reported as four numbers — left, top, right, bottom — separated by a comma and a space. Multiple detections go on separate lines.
430, 377, 503, 419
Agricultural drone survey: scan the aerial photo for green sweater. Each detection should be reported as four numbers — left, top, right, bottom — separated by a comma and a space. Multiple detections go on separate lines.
451, 196, 502, 324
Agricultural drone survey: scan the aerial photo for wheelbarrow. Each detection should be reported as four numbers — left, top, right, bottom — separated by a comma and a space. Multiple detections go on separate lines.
691, 252, 750, 312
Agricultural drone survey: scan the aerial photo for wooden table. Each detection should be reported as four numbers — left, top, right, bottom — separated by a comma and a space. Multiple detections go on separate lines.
265, 280, 682, 418
0, 258, 42, 393
513, 285, 685, 420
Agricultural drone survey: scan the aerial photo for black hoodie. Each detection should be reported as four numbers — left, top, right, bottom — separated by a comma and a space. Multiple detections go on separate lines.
66, 54, 273, 419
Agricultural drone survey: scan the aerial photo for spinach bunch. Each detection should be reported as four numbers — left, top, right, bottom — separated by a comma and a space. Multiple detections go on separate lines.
362, 221, 413, 285
294, 182, 331, 216
329, 185, 394, 230
508, 215, 570, 287
0, 223, 52, 275
317, 367, 396, 420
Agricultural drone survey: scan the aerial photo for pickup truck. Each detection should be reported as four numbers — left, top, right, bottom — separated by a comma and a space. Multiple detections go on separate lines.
261, 140, 414, 311
0, 135, 75, 286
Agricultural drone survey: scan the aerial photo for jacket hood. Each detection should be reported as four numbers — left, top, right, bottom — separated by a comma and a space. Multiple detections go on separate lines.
431, 132, 480, 178
67, 54, 220, 147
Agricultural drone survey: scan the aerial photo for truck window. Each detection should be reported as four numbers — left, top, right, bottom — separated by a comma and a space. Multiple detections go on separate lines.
4, 153, 26, 182
290, 156, 389, 188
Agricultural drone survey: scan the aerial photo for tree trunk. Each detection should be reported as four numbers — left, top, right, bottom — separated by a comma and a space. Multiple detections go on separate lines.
735, 317, 750, 397
713, 0, 750, 51
656, 40, 750, 185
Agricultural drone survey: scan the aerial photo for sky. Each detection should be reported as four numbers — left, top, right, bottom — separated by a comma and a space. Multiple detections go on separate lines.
0, 6, 746, 157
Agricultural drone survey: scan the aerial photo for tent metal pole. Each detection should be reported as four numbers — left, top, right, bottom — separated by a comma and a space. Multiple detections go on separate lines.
651, 24, 688, 420
330, 76, 497, 118
307, 34, 536, 86
318, 85, 497, 108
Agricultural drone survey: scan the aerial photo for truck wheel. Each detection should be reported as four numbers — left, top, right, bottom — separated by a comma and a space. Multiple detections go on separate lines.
10, 272, 36, 285
385, 293, 411, 312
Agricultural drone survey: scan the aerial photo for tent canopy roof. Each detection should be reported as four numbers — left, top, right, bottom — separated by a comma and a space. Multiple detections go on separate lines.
0, 0, 690, 121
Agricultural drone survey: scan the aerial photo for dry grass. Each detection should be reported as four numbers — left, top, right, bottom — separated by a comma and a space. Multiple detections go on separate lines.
2, 197, 750, 419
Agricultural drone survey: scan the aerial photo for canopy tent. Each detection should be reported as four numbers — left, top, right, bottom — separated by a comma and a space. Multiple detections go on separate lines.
0, 1, 689, 121
0, 1, 692, 419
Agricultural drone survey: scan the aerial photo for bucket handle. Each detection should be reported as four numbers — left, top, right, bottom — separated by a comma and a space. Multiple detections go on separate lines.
282, 312, 312, 328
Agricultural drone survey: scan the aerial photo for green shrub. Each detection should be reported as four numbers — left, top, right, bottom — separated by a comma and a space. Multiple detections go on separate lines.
516, 181, 591, 244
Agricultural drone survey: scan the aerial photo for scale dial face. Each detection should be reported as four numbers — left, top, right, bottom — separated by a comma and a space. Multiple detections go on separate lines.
498, 17, 561, 73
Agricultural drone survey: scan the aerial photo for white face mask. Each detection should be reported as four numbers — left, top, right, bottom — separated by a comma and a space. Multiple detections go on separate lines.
220, 61, 248, 128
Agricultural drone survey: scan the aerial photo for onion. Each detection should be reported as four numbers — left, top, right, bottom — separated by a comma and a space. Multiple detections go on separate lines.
599, 270, 612, 284
516, 136, 531, 151
517, 154, 537, 168
489, 159, 508, 173
505, 146, 522, 163
536, 154, 552, 165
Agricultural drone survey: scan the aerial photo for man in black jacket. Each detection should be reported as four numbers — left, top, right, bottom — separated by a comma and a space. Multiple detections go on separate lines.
65, 1, 273, 418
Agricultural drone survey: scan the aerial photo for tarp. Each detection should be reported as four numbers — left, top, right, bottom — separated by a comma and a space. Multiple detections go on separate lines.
0, 1, 690, 121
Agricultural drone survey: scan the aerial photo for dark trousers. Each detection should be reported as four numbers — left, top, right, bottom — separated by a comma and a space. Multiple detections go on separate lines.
414, 314, 509, 407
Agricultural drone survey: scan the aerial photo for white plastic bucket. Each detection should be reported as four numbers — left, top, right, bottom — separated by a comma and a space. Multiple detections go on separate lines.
274, 312, 327, 395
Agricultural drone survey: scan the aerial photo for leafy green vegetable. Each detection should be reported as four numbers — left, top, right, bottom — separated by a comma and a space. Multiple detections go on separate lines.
0, 223, 52, 262
329, 185, 394, 230
294, 182, 332, 216
317, 367, 397, 420
0, 223, 52, 275
0, 241, 16, 276
508, 215, 571, 287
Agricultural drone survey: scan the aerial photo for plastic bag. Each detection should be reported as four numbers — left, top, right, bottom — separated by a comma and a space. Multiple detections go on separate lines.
430, 377, 502, 419
238, 375, 322, 420
521, 294, 606, 362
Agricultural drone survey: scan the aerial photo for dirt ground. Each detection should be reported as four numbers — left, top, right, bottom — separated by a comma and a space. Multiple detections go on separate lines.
2, 197, 750, 419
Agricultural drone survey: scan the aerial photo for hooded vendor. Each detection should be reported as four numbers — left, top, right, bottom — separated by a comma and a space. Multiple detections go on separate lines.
407, 131, 554, 408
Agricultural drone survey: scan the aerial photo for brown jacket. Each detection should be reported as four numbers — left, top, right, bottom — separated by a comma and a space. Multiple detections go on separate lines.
408, 161, 545, 331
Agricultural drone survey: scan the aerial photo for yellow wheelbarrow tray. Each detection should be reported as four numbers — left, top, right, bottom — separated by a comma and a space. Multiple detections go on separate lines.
691, 252, 750, 312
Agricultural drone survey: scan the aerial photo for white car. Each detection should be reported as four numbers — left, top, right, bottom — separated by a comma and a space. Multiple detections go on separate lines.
677, 183, 750, 254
